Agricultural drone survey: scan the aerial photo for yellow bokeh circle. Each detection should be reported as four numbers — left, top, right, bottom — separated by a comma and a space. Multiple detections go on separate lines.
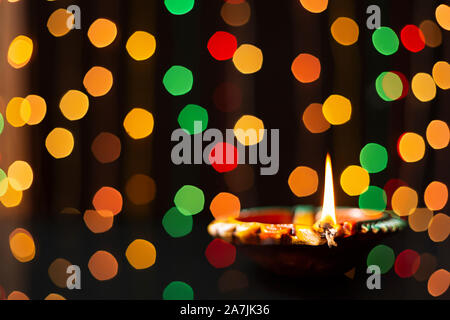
322, 94, 352, 125
123, 108, 155, 140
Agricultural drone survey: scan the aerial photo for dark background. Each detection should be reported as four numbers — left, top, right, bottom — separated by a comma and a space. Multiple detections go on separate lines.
0, 0, 448, 299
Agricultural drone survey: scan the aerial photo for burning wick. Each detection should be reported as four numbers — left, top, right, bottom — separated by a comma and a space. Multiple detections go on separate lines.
315, 153, 339, 248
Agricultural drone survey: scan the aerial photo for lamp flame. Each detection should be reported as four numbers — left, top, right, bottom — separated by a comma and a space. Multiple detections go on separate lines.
320, 153, 337, 226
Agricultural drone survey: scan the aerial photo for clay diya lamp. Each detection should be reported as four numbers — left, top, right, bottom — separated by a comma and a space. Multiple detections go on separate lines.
208, 154, 406, 276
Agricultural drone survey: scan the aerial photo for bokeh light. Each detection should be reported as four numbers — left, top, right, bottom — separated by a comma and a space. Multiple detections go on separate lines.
408, 208, 434, 232
360, 143, 388, 173
391, 186, 418, 217
322, 94, 352, 125
397, 132, 426, 163
25, 95, 47, 125
59, 90, 89, 121
163, 281, 194, 300
205, 238, 236, 268
45, 293, 66, 300
427, 269, 450, 297
0, 181, 23, 208
288, 166, 319, 197
424, 181, 448, 211
400, 24, 425, 52
299, 0, 328, 13
45, 128, 75, 159
221, 1, 250, 27
375, 71, 408, 101
7, 35, 33, 68
394, 249, 420, 278
88, 250, 118, 281
411, 73, 436, 102
7, 291, 29, 300
126, 31, 156, 61
6, 97, 31, 127
234, 115, 264, 146
178, 104, 208, 135
367, 244, 395, 274
372, 27, 399, 55
232, 44, 263, 74
209, 142, 239, 173
340, 165, 370, 196
125, 239, 156, 270
8, 160, 33, 191
330, 17, 359, 46
302, 103, 330, 134
174, 185, 205, 216
162, 207, 193, 238
9, 228, 35, 263
48, 258, 72, 288
419, 20, 442, 48
92, 186, 123, 216
428, 213, 450, 242
83, 66, 113, 97
47, 8, 73, 37
291, 53, 321, 84
88, 18, 117, 48
207, 31, 237, 61
435, 4, 450, 31
164, 0, 195, 15
163, 66, 193, 96
432, 61, 450, 90
359, 186, 387, 212
83, 209, 114, 234
123, 108, 154, 140
426, 120, 449, 150
210, 192, 241, 220
125, 174, 156, 205
91, 132, 121, 164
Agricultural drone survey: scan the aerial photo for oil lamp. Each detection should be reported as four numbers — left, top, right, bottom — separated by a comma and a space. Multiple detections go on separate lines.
208, 154, 406, 276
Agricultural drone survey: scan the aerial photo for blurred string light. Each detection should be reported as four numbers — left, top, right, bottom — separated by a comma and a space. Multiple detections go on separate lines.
91, 132, 121, 164
163, 281, 194, 300
59, 90, 89, 121
45, 293, 66, 300
432, 61, 450, 90
7, 35, 33, 68
162, 207, 193, 238
360, 143, 388, 173
210, 192, 241, 220
400, 25, 425, 52
435, 4, 450, 31
7, 160, 33, 191
0, 169, 7, 196
340, 165, 370, 196
83, 209, 114, 234
0, 181, 23, 208
88, 250, 118, 281
367, 244, 395, 274
375, 71, 408, 101
178, 104, 209, 134
207, 31, 237, 61
397, 132, 426, 163
0, 112, 4, 135
391, 186, 418, 217
92, 186, 123, 216
125, 174, 156, 205
424, 181, 448, 211
7, 291, 29, 300
322, 94, 352, 125
291, 53, 321, 84
174, 185, 205, 216
288, 166, 318, 197
232, 44, 263, 74
125, 239, 156, 270
330, 17, 359, 46
6, 97, 31, 127
209, 142, 238, 173
48, 258, 72, 288
47, 8, 73, 37
394, 249, 420, 278
428, 213, 450, 243
419, 20, 442, 48
163, 65, 193, 96
427, 269, 450, 297
83, 66, 114, 97
45, 128, 74, 159
88, 18, 117, 48
426, 120, 449, 149
411, 72, 436, 102
164, 0, 195, 15
302, 103, 330, 133
359, 186, 387, 212
221, 1, 251, 27
126, 31, 156, 61
299, 0, 328, 13
25, 95, 46, 125
123, 108, 154, 140
372, 27, 399, 55
234, 115, 264, 146
205, 238, 236, 268
9, 228, 35, 263
408, 208, 434, 232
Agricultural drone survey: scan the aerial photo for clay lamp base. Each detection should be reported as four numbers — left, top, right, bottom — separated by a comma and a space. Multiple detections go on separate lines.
207, 206, 406, 277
